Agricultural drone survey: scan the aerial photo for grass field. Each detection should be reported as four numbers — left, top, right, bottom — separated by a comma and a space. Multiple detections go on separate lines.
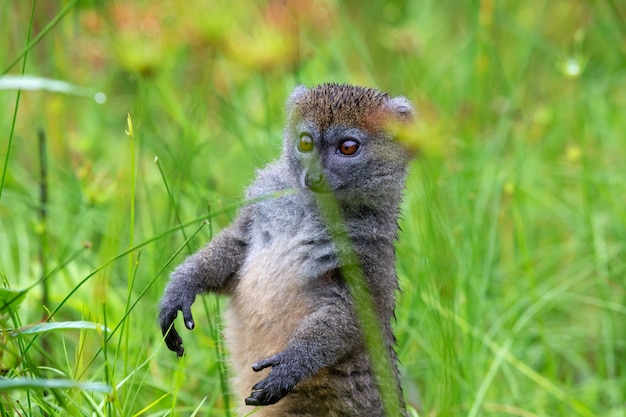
1, 1, 625, 416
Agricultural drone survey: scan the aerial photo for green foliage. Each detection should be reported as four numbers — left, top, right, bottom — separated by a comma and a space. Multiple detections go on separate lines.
1, 0, 625, 416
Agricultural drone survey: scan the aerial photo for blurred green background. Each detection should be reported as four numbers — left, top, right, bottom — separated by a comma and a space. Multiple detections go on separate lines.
1, 1, 625, 416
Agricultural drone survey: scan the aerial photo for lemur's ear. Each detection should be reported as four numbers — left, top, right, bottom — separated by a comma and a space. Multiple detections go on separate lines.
287, 85, 308, 108
388, 96, 415, 121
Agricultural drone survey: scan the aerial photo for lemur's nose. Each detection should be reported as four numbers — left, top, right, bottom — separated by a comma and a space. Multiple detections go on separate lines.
305, 172, 324, 189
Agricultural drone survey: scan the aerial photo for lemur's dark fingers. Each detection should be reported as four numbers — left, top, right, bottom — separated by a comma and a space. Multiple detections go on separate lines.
245, 371, 291, 406
182, 304, 195, 330
163, 325, 185, 357
251, 354, 280, 372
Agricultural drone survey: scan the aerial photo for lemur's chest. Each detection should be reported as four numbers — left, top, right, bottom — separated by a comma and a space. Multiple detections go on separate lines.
226, 205, 330, 332
235, 214, 326, 311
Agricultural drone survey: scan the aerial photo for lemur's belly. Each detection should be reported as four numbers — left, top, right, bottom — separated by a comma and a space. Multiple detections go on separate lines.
224, 235, 315, 415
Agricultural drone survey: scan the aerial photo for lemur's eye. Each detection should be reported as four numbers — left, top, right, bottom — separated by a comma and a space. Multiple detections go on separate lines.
297, 133, 314, 152
338, 139, 359, 155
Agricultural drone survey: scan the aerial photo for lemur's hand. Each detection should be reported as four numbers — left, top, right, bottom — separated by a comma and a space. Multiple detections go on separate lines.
158, 291, 196, 357
245, 353, 300, 406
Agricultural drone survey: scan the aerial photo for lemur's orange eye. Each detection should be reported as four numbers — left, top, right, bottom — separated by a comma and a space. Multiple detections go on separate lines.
297, 133, 314, 152
338, 139, 359, 155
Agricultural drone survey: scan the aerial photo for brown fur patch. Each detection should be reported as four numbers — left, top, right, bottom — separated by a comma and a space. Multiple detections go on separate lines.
293, 83, 395, 134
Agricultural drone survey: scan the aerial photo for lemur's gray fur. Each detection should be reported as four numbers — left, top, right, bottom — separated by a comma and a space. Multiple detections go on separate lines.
159, 83, 414, 417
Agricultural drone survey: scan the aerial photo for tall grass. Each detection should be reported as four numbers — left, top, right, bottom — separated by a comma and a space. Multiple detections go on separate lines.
1, 1, 624, 416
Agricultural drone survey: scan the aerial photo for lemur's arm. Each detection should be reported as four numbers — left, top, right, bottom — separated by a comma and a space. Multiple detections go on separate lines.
158, 213, 250, 356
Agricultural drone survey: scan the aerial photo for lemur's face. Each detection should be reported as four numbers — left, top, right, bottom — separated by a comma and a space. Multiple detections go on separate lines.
283, 84, 413, 205
290, 121, 390, 195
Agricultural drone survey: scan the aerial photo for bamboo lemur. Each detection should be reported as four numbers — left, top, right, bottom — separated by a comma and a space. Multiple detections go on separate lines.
159, 83, 414, 416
